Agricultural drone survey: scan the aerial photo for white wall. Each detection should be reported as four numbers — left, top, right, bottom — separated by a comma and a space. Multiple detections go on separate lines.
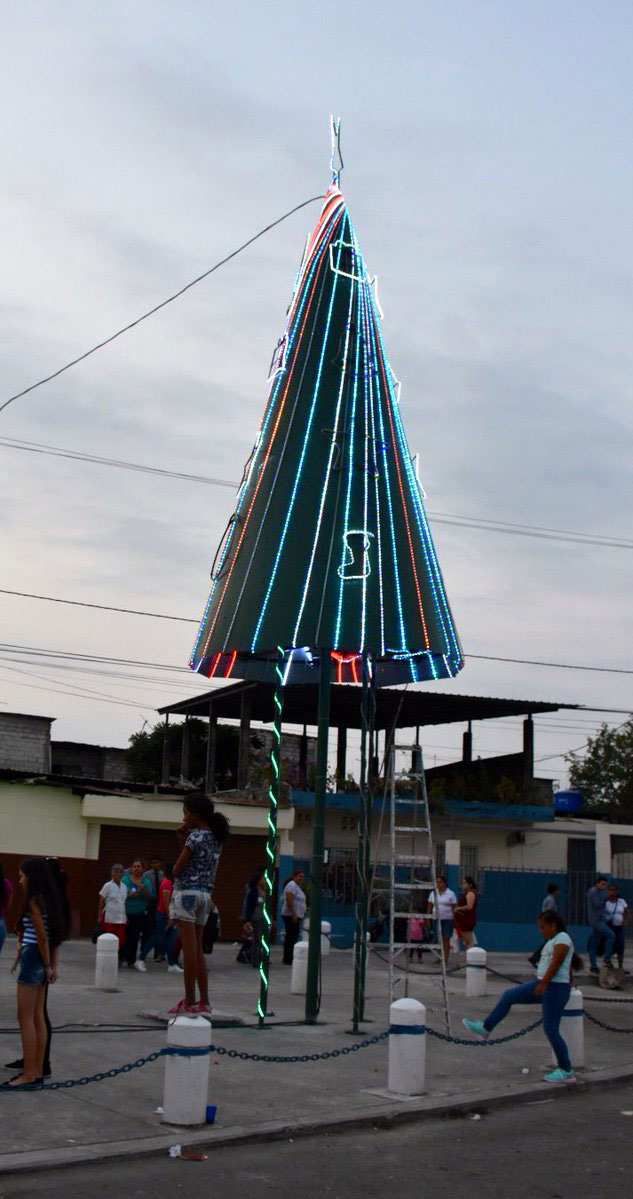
0, 782, 94, 858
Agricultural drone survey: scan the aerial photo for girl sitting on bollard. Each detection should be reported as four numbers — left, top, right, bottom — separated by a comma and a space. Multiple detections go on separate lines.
462, 910, 581, 1083
168, 793, 230, 1017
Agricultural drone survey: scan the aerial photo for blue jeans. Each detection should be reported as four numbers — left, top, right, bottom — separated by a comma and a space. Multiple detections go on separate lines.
589, 921, 615, 967
141, 911, 177, 965
483, 979, 572, 1071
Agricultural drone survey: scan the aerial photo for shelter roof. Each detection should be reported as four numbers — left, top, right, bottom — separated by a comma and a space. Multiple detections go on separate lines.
158, 682, 577, 732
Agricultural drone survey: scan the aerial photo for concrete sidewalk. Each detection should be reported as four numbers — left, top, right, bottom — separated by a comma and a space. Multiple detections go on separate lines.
0, 938, 631, 1174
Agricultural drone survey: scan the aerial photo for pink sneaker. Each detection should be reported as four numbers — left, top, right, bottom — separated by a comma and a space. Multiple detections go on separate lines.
167, 998, 198, 1018
196, 1002, 212, 1019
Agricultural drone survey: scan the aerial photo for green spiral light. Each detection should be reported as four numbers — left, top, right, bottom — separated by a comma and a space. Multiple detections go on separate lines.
257, 646, 285, 1024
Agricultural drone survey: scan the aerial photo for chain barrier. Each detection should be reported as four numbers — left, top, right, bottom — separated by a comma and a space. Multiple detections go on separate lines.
426, 1018, 543, 1046
583, 1010, 633, 1034
2, 1008, 631, 1091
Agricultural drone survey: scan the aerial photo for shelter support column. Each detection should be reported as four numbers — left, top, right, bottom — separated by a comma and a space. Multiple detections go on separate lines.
205, 705, 217, 793
336, 724, 347, 787
161, 713, 170, 784
462, 721, 473, 764
237, 690, 252, 790
305, 649, 332, 1023
445, 838, 461, 896
523, 716, 534, 784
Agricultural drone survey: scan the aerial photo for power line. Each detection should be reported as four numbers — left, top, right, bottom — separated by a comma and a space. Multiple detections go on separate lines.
2, 438, 631, 551
0, 629, 631, 677
0, 195, 323, 416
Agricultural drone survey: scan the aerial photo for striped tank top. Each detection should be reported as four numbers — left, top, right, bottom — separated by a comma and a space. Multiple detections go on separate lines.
22, 907, 49, 946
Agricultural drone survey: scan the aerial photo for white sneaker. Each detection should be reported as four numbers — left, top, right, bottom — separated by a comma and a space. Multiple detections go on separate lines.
134, 960, 147, 973
167, 964, 184, 973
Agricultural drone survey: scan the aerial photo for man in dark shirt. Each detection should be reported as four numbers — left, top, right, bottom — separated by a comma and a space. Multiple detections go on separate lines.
586, 875, 614, 974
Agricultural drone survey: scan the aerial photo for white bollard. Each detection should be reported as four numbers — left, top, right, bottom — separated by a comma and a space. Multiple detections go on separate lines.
466, 946, 487, 998
163, 1015, 212, 1126
301, 919, 331, 955
388, 998, 426, 1096
551, 987, 584, 1068
94, 933, 119, 991
291, 940, 309, 994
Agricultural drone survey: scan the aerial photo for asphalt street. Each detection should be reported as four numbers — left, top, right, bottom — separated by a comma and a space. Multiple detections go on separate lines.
3, 1081, 632, 1199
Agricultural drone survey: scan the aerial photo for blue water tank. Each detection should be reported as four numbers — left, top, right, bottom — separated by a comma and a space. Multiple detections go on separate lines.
554, 790, 583, 814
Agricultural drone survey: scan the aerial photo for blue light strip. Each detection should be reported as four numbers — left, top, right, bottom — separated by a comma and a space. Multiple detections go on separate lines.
362, 257, 410, 666
291, 219, 357, 647
370, 302, 462, 666
334, 247, 363, 647
251, 215, 348, 650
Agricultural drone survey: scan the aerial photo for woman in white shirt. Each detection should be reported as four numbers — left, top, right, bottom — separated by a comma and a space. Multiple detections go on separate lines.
606, 883, 629, 969
98, 864, 128, 956
281, 870, 306, 964
462, 909, 581, 1083
427, 875, 457, 961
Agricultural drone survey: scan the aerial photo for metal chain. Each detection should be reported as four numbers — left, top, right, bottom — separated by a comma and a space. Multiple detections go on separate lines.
584, 1010, 633, 1033
426, 1018, 543, 1046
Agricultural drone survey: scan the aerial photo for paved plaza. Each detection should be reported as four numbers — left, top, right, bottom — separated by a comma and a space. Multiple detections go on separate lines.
0, 938, 631, 1174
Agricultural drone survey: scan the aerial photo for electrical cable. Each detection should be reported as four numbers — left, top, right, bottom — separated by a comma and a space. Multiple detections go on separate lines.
2, 437, 630, 551
0, 622, 630, 676
0, 195, 323, 416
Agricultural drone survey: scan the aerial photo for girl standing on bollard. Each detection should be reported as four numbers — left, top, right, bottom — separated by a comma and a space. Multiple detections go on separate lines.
8, 858, 67, 1086
169, 793, 230, 1017
462, 910, 581, 1083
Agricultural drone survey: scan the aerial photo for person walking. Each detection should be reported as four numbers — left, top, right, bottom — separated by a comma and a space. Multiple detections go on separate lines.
462, 909, 581, 1083
427, 874, 457, 961
98, 864, 128, 956
281, 869, 306, 964
0, 860, 13, 957
121, 859, 155, 970
586, 875, 615, 974
7, 859, 67, 1086
605, 882, 629, 971
238, 871, 266, 966
454, 875, 478, 950
169, 792, 230, 1016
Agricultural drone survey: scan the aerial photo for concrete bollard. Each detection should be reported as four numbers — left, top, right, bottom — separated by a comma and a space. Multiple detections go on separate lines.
466, 946, 487, 998
301, 919, 331, 955
94, 933, 119, 991
163, 1015, 212, 1126
552, 987, 584, 1068
291, 940, 309, 994
388, 998, 426, 1096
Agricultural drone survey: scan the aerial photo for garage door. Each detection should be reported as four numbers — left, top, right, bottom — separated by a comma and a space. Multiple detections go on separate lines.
97, 826, 268, 940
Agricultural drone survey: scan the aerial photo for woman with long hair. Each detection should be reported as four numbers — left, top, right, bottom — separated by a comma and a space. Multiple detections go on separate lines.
169, 792, 229, 1016
8, 858, 67, 1086
462, 909, 581, 1083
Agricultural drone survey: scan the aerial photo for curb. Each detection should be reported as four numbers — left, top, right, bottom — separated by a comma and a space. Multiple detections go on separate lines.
2, 1062, 633, 1177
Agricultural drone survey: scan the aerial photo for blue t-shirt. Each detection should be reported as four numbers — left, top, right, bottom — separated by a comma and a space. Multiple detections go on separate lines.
175, 829, 221, 892
537, 931, 573, 983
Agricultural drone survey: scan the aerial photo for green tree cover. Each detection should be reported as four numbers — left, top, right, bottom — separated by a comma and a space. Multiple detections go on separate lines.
567, 719, 633, 812
126, 718, 238, 787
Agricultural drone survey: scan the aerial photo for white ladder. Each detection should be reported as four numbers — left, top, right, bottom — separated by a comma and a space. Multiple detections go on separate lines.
370, 742, 452, 1035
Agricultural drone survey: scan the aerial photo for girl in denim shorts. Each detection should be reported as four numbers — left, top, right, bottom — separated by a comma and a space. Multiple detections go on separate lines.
9, 858, 67, 1086
169, 793, 230, 1017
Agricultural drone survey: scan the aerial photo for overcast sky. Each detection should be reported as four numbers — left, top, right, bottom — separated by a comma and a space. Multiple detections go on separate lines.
1, 0, 631, 786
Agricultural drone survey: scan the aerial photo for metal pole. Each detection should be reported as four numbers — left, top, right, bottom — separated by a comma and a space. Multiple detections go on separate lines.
352, 651, 370, 1031
257, 647, 284, 1025
305, 648, 332, 1023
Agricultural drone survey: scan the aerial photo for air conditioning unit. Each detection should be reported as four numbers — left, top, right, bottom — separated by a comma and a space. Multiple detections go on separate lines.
506, 831, 526, 847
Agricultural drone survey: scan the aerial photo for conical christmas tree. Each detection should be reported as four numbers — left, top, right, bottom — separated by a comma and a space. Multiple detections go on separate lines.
190, 173, 463, 686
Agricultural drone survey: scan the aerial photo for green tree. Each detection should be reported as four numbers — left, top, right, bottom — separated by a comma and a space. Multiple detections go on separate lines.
126, 719, 238, 787
567, 719, 633, 811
